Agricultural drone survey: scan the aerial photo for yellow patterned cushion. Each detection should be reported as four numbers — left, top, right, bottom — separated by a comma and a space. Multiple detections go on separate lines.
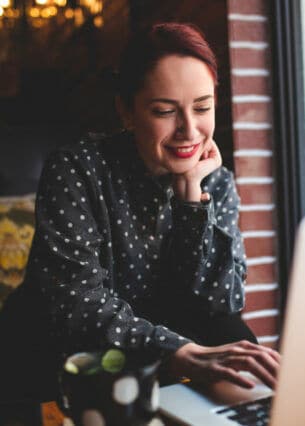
0, 194, 35, 310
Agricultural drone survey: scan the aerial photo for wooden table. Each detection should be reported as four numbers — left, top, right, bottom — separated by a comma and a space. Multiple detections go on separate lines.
1, 400, 183, 426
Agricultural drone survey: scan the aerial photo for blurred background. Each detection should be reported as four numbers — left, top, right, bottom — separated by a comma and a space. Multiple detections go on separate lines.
0, 0, 235, 193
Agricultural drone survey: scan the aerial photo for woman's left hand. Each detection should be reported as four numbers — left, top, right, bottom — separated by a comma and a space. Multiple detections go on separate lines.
172, 139, 222, 202
168, 340, 281, 390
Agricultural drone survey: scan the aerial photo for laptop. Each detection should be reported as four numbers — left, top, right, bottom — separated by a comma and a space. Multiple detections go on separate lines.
159, 217, 305, 426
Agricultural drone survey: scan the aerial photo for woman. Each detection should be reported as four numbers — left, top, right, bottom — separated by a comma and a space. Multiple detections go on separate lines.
0, 22, 280, 401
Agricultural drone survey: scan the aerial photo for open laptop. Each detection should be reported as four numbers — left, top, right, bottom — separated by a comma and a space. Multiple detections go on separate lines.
160, 217, 305, 426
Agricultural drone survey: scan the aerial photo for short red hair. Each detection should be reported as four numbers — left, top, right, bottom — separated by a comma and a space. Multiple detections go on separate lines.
118, 22, 218, 108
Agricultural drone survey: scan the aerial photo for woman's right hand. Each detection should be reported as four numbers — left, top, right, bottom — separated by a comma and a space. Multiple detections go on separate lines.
169, 340, 281, 389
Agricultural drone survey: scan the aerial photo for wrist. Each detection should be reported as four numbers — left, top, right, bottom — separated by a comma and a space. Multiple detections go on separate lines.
173, 179, 202, 202
168, 343, 209, 378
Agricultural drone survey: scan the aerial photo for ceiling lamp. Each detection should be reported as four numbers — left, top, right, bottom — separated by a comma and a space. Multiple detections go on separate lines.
0, 0, 104, 29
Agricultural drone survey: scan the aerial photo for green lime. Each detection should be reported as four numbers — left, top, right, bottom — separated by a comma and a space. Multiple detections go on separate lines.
101, 349, 126, 373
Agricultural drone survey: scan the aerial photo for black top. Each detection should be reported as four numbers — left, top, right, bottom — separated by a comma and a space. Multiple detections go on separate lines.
22, 131, 246, 363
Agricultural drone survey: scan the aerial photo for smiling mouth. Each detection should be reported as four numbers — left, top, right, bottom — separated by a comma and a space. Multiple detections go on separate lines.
165, 143, 201, 158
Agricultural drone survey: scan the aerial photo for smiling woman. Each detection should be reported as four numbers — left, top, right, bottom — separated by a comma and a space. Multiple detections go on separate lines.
0, 22, 280, 403
119, 55, 217, 180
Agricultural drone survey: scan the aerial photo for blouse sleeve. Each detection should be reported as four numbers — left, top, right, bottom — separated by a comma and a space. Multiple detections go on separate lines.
25, 148, 192, 361
164, 167, 246, 315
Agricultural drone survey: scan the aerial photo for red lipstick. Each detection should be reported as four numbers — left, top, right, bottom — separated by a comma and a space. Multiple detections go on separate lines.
166, 143, 200, 159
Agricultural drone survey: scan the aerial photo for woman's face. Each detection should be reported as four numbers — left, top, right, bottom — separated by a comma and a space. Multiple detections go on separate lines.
126, 54, 215, 175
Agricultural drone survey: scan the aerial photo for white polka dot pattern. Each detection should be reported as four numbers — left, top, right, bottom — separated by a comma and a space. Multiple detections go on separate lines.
112, 376, 139, 405
150, 380, 160, 411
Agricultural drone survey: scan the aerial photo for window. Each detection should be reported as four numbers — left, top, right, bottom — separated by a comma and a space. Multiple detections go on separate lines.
272, 0, 305, 312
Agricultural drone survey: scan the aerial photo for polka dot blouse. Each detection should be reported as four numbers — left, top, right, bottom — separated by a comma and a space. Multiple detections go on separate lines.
23, 131, 246, 361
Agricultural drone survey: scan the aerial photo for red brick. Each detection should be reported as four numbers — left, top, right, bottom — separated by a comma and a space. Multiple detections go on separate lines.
244, 237, 276, 258
231, 76, 271, 96
235, 156, 273, 177
230, 48, 271, 69
237, 183, 274, 204
244, 289, 280, 312
229, 20, 269, 42
239, 210, 275, 231
244, 315, 280, 338
233, 129, 273, 150
247, 263, 277, 284
228, 0, 269, 15
232, 102, 272, 123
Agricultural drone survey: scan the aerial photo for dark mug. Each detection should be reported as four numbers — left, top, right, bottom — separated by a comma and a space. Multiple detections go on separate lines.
58, 349, 164, 426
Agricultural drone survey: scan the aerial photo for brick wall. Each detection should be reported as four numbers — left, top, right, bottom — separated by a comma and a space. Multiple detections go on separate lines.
227, 0, 280, 348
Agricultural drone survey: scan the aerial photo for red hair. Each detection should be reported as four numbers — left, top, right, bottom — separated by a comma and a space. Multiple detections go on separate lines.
118, 22, 218, 108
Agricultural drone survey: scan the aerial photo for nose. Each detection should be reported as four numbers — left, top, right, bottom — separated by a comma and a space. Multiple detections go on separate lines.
174, 111, 198, 141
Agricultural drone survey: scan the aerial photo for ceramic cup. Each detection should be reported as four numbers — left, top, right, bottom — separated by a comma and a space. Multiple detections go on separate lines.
58, 349, 164, 426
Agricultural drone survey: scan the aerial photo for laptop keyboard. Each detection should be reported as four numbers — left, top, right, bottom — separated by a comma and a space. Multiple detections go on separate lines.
215, 395, 272, 425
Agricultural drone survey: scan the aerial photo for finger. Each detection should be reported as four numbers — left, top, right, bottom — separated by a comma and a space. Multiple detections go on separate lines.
215, 366, 256, 389
195, 158, 221, 179
255, 345, 281, 364
197, 341, 279, 365
190, 358, 256, 389
223, 345, 280, 377
268, 349, 281, 364
251, 345, 281, 365
236, 341, 281, 364
203, 138, 214, 150
232, 349, 279, 377
201, 192, 210, 202
207, 142, 222, 165
200, 150, 209, 161
225, 356, 277, 389
204, 143, 217, 158
206, 139, 219, 153
200, 344, 280, 381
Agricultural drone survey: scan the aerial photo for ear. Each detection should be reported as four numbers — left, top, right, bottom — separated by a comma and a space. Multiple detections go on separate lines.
115, 96, 134, 130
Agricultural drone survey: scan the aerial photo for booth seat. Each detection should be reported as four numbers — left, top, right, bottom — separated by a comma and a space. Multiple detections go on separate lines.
0, 125, 79, 310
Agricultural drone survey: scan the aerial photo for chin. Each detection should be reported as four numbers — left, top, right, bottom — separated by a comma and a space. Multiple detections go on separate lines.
165, 157, 199, 174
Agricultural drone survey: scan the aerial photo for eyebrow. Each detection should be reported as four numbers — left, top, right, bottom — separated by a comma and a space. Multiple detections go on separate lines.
149, 95, 213, 105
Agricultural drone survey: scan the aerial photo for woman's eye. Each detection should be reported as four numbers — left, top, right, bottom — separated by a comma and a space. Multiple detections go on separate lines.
152, 109, 175, 116
194, 107, 211, 114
